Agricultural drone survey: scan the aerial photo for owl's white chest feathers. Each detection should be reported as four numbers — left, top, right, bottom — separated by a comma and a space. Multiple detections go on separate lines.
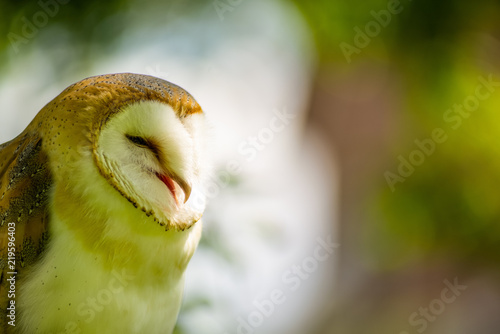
18, 177, 202, 334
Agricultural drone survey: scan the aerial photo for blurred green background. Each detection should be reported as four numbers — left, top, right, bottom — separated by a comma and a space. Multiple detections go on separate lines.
2, 0, 500, 333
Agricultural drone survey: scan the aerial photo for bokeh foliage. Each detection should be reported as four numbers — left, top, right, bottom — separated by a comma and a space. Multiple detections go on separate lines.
0, 0, 125, 50
292, 0, 500, 267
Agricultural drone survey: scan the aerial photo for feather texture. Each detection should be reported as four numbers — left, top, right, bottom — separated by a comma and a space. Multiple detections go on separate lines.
0, 73, 206, 333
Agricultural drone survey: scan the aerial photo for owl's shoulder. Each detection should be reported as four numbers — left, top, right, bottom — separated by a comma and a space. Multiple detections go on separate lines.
0, 132, 52, 332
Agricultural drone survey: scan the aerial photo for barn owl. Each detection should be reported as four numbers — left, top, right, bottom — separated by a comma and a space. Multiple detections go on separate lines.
0, 73, 208, 333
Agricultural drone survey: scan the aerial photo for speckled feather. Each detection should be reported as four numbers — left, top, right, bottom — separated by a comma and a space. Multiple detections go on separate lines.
0, 73, 202, 332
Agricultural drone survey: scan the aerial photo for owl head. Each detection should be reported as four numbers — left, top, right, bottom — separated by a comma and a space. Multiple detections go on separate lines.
1, 73, 208, 235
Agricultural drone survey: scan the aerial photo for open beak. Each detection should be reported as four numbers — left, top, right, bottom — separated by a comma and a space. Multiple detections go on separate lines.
171, 174, 192, 203
156, 172, 192, 204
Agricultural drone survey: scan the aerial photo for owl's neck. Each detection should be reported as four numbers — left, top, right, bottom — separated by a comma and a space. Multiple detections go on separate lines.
51, 179, 203, 284
51, 166, 203, 273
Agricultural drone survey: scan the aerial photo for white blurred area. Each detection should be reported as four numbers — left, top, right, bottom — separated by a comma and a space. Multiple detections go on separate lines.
0, 0, 339, 333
